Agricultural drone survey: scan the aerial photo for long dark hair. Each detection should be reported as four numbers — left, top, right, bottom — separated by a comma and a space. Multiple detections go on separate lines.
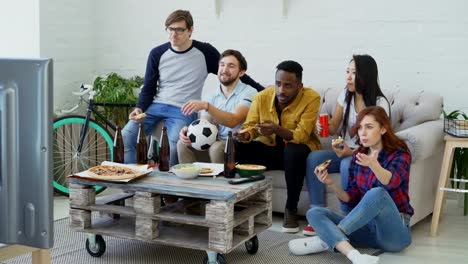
352, 106, 408, 153
341, 55, 390, 138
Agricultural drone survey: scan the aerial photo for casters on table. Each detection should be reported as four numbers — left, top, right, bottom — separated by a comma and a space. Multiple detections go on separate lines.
245, 235, 259, 255
203, 251, 227, 264
85, 234, 106, 257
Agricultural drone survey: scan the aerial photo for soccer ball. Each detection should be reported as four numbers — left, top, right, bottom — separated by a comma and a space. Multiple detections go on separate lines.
187, 119, 218, 151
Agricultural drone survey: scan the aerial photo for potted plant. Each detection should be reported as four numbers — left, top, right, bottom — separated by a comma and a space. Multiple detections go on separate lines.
93, 73, 143, 128
444, 110, 468, 215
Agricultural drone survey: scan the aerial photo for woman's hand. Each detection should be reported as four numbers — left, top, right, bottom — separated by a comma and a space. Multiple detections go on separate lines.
316, 120, 322, 134
355, 150, 379, 167
332, 141, 352, 157
179, 126, 191, 146
314, 166, 335, 185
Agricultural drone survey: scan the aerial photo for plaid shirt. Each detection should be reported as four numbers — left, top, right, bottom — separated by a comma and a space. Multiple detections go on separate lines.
343, 148, 414, 216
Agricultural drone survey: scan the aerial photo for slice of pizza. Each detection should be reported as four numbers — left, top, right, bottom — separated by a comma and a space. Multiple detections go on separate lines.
317, 159, 332, 172
239, 126, 256, 133
135, 112, 146, 119
200, 168, 213, 174
332, 136, 344, 149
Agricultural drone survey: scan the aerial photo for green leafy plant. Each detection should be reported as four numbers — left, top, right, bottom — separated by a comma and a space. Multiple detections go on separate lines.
93, 73, 143, 128
444, 109, 468, 215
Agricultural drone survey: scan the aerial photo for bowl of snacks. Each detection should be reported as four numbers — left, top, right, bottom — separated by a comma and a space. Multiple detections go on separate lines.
235, 164, 266, 178
171, 163, 201, 179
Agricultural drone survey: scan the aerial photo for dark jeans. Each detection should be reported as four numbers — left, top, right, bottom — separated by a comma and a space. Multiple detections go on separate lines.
235, 140, 310, 210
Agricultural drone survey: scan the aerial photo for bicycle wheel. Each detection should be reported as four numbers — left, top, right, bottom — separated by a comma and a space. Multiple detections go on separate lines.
53, 115, 114, 196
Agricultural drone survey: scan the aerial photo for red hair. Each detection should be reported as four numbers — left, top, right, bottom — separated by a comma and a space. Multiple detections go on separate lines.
351, 106, 408, 153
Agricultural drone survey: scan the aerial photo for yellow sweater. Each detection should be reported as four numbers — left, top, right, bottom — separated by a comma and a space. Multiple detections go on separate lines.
242, 86, 321, 151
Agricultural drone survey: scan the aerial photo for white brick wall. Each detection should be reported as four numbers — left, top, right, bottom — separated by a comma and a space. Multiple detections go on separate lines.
0, 0, 40, 57
36, 0, 468, 112
39, 0, 95, 112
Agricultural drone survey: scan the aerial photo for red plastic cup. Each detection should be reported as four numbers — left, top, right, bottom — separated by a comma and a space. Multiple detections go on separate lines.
319, 114, 329, 137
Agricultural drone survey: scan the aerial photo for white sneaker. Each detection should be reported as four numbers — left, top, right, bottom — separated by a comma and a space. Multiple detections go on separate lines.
288, 236, 328, 255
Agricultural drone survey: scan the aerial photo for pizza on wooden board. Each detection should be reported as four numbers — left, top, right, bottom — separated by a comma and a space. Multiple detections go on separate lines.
87, 165, 141, 180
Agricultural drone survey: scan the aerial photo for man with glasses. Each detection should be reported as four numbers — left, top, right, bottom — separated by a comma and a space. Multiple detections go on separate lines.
123, 10, 263, 165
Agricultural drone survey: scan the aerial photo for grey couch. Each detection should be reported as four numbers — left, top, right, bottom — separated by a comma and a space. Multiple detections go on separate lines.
265, 87, 444, 226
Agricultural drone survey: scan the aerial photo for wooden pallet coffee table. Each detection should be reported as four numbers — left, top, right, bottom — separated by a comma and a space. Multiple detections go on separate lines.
68, 171, 272, 263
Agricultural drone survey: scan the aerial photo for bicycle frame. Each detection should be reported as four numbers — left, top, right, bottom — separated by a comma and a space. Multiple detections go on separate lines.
75, 86, 136, 154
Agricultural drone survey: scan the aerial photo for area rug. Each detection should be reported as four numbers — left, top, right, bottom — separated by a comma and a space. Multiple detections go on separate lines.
5, 218, 381, 263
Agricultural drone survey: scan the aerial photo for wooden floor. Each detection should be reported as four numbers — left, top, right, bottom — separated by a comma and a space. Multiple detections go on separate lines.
379, 199, 468, 263
52, 190, 468, 263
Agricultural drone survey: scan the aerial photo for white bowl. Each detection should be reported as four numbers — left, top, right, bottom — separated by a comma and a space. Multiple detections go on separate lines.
172, 164, 201, 179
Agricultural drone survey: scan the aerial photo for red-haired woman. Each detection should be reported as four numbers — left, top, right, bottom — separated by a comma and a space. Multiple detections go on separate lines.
289, 106, 412, 264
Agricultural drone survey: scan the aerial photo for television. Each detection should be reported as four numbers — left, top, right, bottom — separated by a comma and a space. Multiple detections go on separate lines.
0, 58, 53, 249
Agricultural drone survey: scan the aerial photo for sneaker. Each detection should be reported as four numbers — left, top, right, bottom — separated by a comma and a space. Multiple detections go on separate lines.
282, 209, 300, 233
288, 236, 328, 255
303, 225, 317, 236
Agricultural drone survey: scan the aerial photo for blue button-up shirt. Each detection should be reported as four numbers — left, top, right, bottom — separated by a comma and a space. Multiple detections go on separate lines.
201, 80, 257, 140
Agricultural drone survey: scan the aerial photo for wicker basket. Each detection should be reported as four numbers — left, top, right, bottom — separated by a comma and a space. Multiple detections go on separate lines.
444, 117, 468, 137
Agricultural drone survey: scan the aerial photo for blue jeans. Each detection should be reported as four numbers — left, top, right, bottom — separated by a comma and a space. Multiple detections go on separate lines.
305, 150, 352, 212
306, 187, 411, 252
122, 103, 197, 165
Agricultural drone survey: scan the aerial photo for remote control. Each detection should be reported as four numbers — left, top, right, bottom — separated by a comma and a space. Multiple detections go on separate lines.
228, 175, 265, 185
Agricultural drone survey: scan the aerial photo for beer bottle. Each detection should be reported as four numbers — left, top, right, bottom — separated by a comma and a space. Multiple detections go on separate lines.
224, 131, 236, 178
113, 126, 125, 163
136, 123, 148, 164
147, 135, 159, 167
158, 126, 170, 171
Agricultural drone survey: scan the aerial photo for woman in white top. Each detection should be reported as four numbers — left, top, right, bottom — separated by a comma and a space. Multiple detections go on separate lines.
303, 54, 390, 236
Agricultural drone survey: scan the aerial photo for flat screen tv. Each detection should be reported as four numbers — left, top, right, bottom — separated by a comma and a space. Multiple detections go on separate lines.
0, 58, 53, 248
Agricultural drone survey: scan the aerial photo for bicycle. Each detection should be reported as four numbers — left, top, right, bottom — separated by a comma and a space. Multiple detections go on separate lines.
53, 84, 135, 196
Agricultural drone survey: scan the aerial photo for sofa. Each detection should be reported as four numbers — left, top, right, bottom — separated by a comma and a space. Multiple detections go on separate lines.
265, 87, 445, 226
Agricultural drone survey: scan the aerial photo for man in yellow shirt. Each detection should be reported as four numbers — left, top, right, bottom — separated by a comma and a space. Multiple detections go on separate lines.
235, 60, 321, 233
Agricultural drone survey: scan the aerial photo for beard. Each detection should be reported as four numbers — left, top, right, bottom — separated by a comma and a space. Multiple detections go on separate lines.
219, 74, 238, 86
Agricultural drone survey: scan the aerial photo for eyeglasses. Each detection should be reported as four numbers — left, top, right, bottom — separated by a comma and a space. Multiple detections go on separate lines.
165, 27, 188, 34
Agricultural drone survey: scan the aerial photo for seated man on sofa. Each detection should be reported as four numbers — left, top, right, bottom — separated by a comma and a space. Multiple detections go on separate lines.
178, 49, 258, 163
234, 60, 321, 233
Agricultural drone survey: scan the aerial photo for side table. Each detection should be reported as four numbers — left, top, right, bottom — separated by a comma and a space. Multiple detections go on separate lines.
430, 135, 468, 236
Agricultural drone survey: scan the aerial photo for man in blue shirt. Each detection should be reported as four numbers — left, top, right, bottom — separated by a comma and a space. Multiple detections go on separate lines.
177, 49, 257, 163
122, 10, 262, 165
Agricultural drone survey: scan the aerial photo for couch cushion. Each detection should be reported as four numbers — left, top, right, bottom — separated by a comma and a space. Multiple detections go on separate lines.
391, 90, 443, 132
396, 120, 445, 161
318, 87, 343, 117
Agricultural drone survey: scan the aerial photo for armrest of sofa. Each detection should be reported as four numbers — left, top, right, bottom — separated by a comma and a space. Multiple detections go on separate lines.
395, 119, 444, 162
